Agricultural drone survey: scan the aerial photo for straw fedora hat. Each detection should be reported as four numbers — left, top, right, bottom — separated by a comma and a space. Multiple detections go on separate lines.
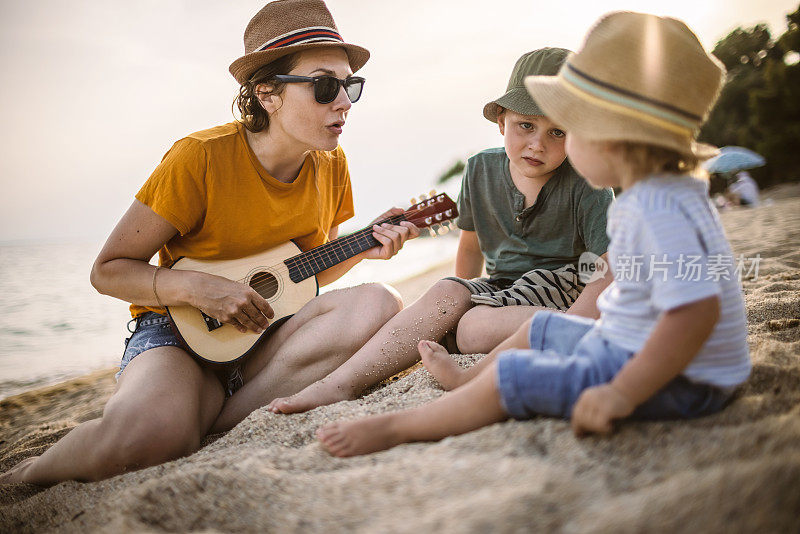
229, 0, 370, 85
524, 12, 725, 158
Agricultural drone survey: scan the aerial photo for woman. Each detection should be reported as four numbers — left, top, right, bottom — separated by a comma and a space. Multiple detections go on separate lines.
1, 0, 417, 486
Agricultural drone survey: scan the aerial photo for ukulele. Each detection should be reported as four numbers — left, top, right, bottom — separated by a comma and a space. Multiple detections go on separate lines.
166, 192, 458, 364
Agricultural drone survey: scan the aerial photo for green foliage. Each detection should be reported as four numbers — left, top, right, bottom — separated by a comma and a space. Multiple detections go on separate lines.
699, 5, 800, 187
436, 159, 466, 185
779, 7, 800, 52
712, 24, 772, 71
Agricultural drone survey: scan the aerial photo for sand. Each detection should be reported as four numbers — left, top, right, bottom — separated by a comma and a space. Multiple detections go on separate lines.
2, 185, 799, 533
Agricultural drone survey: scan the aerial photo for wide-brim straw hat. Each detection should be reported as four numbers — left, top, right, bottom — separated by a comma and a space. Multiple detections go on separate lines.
483, 48, 570, 123
229, 0, 370, 85
524, 12, 726, 158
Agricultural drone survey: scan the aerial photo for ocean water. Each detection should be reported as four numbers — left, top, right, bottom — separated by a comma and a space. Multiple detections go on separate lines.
0, 234, 458, 400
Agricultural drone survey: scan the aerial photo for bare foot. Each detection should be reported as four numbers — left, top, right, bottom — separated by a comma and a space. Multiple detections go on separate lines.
0, 456, 38, 485
317, 415, 402, 457
268, 378, 355, 414
419, 340, 467, 391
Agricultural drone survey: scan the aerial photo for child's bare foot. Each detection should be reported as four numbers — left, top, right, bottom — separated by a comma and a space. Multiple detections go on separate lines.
317, 414, 402, 457
268, 378, 355, 414
0, 456, 38, 485
419, 340, 467, 391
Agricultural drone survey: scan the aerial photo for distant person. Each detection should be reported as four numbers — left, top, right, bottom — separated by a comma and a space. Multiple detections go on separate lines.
1, 0, 419, 486
316, 11, 751, 456
266, 48, 614, 415
729, 170, 760, 206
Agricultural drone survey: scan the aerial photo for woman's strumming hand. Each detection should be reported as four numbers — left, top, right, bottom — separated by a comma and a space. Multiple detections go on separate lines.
190, 272, 274, 334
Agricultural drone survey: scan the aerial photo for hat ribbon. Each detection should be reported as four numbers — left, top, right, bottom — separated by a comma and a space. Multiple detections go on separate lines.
560, 63, 698, 137
255, 26, 343, 52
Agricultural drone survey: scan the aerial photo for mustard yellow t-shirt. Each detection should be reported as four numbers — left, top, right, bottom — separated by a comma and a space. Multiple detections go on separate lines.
130, 121, 354, 317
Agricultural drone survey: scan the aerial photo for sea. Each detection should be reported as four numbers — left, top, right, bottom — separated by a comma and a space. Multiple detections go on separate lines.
0, 234, 458, 400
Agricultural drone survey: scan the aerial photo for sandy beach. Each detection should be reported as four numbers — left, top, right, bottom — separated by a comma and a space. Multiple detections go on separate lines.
1, 185, 799, 532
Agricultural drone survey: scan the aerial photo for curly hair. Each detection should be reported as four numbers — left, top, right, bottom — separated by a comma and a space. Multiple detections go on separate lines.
234, 53, 300, 133
615, 141, 705, 179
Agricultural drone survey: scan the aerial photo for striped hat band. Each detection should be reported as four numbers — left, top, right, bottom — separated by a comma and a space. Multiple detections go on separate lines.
256, 26, 343, 52
560, 63, 701, 137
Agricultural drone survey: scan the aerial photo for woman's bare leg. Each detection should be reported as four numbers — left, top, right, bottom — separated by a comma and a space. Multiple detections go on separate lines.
317, 355, 508, 457
265, 280, 473, 415
211, 283, 405, 431
0, 347, 224, 486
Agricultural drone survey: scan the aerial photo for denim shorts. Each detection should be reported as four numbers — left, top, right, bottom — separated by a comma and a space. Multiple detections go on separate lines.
120, 312, 244, 397
496, 311, 733, 420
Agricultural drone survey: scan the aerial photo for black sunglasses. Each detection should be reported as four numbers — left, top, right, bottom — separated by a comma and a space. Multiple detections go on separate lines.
272, 74, 365, 104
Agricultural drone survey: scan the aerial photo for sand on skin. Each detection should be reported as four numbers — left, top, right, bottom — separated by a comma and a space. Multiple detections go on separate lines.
1, 185, 799, 532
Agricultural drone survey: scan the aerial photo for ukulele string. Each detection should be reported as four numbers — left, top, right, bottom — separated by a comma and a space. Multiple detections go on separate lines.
246, 206, 450, 295
245, 213, 410, 295
245, 205, 449, 296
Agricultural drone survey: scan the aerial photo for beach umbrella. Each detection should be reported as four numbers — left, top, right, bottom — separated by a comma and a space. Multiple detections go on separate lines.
704, 146, 766, 173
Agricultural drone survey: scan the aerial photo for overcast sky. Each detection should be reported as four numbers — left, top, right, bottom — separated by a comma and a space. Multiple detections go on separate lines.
0, 0, 795, 242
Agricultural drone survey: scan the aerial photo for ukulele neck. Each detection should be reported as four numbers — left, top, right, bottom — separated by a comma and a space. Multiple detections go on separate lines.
284, 214, 406, 283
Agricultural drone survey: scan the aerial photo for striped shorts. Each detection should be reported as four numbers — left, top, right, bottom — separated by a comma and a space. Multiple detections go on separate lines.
446, 264, 585, 311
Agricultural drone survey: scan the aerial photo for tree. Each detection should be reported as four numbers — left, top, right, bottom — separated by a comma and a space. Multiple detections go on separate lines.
700, 5, 800, 187
699, 25, 771, 155
749, 6, 800, 185
711, 24, 772, 71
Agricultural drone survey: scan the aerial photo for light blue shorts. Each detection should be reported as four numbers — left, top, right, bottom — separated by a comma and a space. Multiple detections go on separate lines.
120, 312, 244, 397
496, 311, 733, 420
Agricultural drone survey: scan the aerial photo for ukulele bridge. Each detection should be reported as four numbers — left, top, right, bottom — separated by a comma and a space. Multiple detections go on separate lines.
201, 313, 223, 332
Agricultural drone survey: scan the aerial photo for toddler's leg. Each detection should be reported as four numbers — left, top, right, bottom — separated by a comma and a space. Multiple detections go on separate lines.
317, 360, 508, 457
418, 339, 465, 390
422, 317, 534, 391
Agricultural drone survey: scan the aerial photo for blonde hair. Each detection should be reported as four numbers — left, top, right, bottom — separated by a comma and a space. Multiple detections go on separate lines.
613, 141, 706, 180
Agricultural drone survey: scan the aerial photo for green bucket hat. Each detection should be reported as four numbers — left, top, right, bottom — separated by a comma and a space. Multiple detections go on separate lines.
483, 47, 571, 123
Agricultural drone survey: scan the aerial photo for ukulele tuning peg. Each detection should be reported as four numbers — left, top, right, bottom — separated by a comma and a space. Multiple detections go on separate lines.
437, 224, 449, 235
419, 194, 428, 201
429, 189, 437, 197
409, 197, 417, 205
428, 227, 437, 237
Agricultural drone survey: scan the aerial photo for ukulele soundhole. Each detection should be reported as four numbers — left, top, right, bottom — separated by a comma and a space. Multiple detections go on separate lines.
249, 270, 279, 300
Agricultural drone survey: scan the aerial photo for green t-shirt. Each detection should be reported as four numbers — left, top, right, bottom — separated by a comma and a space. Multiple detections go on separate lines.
456, 148, 614, 281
